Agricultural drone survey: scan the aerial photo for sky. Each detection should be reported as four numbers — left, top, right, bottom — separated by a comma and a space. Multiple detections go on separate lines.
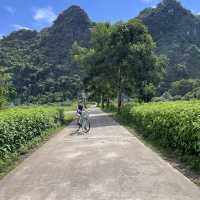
0, 0, 200, 37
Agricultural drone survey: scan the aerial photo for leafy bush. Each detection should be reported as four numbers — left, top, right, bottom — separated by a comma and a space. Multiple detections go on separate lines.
106, 100, 200, 169
0, 106, 64, 159
183, 87, 200, 100
169, 79, 199, 96
152, 96, 167, 102
129, 101, 200, 155
171, 95, 182, 101
120, 102, 140, 122
151, 92, 172, 102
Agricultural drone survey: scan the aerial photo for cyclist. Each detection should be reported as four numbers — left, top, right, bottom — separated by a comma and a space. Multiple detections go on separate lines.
76, 97, 90, 133
76, 100, 84, 127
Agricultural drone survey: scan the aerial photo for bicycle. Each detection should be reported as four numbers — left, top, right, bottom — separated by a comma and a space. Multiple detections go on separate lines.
77, 110, 90, 133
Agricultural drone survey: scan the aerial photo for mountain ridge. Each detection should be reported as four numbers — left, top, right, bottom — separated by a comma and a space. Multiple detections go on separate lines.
0, 5, 92, 103
138, 0, 200, 92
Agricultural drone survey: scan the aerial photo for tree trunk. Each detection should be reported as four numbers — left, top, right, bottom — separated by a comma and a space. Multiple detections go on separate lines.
118, 92, 122, 113
117, 67, 122, 113
106, 98, 110, 108
96, 94, 101, 107
101, 94, 105, 108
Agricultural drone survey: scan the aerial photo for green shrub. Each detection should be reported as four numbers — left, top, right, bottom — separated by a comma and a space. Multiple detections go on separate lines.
0, 106, 64, 159
120, 102, 140, 122
107, 100, 200, 169
129, 101, 200, 155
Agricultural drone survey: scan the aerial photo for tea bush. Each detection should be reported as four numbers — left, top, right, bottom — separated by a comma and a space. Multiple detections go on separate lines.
0, 106, 64, 159
129, 101, 200, 155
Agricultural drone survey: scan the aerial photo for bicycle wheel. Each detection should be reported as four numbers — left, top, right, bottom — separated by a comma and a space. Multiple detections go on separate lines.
82, 118, 90, 133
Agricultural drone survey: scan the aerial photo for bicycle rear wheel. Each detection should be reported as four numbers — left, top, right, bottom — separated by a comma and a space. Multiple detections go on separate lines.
81, 118, 90, 133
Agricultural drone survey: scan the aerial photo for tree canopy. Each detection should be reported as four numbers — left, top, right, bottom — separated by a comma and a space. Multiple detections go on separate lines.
74, 20, 166, 111
0, 66, 14, 107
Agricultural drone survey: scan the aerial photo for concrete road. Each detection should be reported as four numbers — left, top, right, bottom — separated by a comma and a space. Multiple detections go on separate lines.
0, 108, 200, 200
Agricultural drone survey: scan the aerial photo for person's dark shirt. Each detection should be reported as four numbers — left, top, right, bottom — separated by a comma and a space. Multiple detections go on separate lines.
78, 105, 83, 111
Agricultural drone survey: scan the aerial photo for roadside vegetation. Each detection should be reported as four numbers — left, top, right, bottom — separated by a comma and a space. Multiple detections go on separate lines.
0, 105, 75, 178
104, 100, 200, 174
0, 65, 14, 108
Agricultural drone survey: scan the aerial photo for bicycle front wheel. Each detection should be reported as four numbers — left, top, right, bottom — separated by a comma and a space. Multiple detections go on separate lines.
82, 118, 90, 133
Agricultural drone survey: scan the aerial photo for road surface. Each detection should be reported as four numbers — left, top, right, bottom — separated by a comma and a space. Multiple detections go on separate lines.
0, 108, 200, 200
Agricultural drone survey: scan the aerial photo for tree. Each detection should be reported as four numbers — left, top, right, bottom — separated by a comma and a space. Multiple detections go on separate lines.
74, 20, 165, 112
73, 23, 115, 107
106, 19, 165, 110
143, 83, 157, 102
169, 79, 200, 97
0, 66, 13, 108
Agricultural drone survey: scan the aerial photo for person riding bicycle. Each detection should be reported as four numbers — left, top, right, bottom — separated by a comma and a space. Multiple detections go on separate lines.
76, 101, 84, 126
76, 99, 90, 133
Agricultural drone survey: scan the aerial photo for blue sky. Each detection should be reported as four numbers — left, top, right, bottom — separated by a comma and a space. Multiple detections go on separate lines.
0, 0, 200, 37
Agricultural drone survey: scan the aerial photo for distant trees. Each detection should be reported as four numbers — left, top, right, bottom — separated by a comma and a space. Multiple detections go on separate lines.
138, 0, 200, 95
0, 66, 13, 108
0, 6, 91, 105
74, 20, 166, 112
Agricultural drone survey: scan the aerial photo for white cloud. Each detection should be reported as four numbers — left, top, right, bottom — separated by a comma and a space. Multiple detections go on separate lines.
190, 9, 200, 15
11, 24, 31, 31
0, 34, 3, 39
4, 6, 15, 15
33, 7, 56, 24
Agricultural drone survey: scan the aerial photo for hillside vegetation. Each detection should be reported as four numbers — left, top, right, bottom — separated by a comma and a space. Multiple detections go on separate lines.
138, 0, 200, 97
0, 6, 91, 104
1, 0, 200, 105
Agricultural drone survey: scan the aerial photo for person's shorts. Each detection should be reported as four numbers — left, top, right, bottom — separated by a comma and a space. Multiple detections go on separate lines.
77, 110, 82, 115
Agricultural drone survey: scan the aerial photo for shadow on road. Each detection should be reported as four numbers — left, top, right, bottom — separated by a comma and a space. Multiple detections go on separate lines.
89, 114, 118, 128
69, 109, 118, 136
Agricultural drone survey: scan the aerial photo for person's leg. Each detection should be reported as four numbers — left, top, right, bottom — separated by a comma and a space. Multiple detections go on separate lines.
77, 116, 80, 125
76, 113, 81, 132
